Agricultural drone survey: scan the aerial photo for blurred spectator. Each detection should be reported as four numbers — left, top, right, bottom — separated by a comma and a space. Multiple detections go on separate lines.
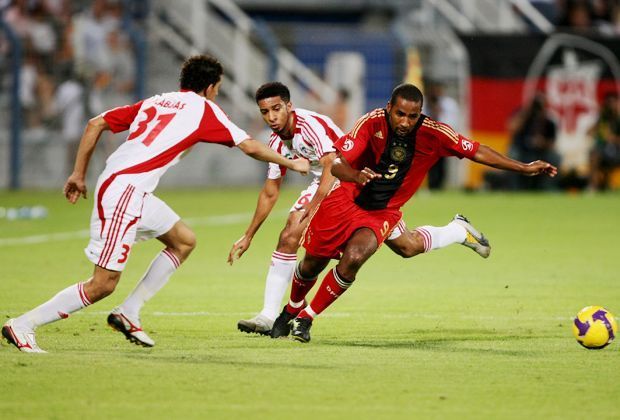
423, 80, 461, 190
507, 93, 560, 190
48, 64, 92, 176
589, 92, 620, 190
20, 48, 54, 128
557, 0, 593, 32
1, 0, 139, 180
103, 30, 135, 108
71, 0, 119, 80
555, 0, 618, 34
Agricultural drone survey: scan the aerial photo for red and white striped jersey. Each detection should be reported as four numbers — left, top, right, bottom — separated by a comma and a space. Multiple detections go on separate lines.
99, 90, 249, 194
267, 108, 342, 179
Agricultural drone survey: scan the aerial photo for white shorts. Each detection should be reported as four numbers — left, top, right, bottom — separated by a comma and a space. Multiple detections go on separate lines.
85, 184, 180, 271
290, 178, 320, 213
386, 219, 407, 240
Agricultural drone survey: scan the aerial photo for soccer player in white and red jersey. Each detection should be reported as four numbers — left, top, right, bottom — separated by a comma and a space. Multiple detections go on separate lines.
270, 83, 558, 342
227, 82, 342, 336
2, 55, 310, 353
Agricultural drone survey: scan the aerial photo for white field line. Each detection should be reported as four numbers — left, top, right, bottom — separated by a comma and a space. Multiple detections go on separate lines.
0, 211, 288, 247
71, 310, 573, 322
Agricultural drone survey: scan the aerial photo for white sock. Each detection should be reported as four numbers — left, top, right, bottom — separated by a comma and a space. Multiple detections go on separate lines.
14, 282, 92, 331
119, 249, 179, 319
260, 251, 296, 321
415, 221, 467, 252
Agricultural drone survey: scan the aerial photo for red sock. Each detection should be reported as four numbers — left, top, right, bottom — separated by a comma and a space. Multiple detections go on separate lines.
298, 267, 353, 320
286, 266, 317, 315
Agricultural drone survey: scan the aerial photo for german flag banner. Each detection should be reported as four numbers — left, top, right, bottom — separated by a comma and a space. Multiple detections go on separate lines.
459, 33, 620, 185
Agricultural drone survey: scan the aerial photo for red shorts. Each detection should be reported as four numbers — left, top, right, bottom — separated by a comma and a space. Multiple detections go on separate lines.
302, 185, 402, 259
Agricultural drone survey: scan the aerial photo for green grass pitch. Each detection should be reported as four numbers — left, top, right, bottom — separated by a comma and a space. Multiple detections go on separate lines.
1, 188, 618, 419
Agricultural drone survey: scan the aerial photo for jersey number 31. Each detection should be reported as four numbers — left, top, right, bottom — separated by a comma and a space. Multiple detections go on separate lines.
127, 106, 176, 146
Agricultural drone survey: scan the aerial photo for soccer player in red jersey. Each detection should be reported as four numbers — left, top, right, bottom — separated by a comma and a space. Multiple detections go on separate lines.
2, 55, 310, 353
271, 83, 557, 342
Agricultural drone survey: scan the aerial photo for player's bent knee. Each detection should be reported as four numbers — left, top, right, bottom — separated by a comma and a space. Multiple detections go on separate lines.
175, 229, 197, 259
277, 234, 301, 253
183, 230, 197, 252
341, 249, 370, 272
399, 244, 423, 258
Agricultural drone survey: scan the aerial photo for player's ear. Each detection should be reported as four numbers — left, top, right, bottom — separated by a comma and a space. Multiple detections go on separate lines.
286, 101, 292, 112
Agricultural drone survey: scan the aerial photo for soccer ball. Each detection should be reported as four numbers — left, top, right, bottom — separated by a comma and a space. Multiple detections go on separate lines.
572, 306, 618, 349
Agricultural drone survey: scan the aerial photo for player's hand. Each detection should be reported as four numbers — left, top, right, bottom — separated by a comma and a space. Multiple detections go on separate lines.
291, 158, 310, 176
63, 173, 87, 204
356, 167, 382, 185
228, 235, 251, 265
524, 160, 558, 177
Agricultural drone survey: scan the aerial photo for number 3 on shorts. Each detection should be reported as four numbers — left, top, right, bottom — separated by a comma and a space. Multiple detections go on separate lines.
117, 244, 131, 264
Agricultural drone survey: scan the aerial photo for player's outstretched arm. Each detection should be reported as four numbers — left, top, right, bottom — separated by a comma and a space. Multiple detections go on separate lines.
331, 153, 382, 185
472, 144, 558, 177
237, 138, 310, 175
228, 178, 282, 265
63, 115, 110, 203
300, 152, 337, 222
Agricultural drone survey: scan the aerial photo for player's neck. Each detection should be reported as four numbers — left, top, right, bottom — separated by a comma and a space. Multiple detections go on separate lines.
280, 114, 295, 140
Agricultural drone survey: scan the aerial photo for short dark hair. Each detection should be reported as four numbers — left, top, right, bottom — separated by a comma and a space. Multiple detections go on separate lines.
390, 83, 424, 107
255, 82, 291, 103
179, 55, 223, 93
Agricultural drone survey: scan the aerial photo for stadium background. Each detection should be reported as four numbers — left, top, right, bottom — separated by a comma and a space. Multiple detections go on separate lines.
1, 2, 619, 419
2, 0, 619, 191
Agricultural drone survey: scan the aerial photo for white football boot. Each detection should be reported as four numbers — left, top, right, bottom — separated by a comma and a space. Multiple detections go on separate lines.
107, 308, 155, 347
2, 319, 47, 353
453, 214, 491, 258
237, 314, 274, 336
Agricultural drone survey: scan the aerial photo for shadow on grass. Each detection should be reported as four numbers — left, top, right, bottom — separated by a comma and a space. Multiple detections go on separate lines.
319, 328, 550, 356
120, 352, 334, 369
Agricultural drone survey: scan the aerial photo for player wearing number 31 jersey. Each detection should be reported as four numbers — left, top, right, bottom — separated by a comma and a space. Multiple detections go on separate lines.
2, 55, 309, 353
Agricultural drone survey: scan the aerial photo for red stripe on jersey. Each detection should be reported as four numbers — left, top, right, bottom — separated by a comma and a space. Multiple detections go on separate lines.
297, 117, 320, 144
97, 136, 202, 231
311, 115, 341, 157
275, 140, 288, 176
301, 124, 323, 156
196, 101, 239, 147
268, 133, 279, 149
102, 101, 144, 133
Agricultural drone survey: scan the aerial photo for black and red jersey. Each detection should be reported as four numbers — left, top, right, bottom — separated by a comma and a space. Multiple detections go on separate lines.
334, 108, 480, 210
